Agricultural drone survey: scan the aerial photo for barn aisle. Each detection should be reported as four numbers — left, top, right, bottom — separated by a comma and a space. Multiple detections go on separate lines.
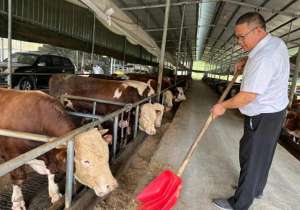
139, 80, 300, 210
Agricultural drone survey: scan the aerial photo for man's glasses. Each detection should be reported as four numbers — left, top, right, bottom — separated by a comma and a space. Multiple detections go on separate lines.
235, 27, 257, 42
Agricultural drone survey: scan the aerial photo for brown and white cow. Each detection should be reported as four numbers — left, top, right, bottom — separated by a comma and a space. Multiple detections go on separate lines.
49, 75, 161, 135
125, 74, 187, 109
0, 88, 117, 210
50, 75, 154, 114
90, 74, 186, 110
285, 110, 300, 137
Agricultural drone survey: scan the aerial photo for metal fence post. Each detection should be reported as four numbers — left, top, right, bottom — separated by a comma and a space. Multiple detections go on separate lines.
113, 115, 119, 159
120, 112, 124, 139
8, 0, 12, 88
92, 101, 97, 121
157, 0, 171, 102
175, 4, 186, 85
134, 105, 140, 139
65, 139, 75, 209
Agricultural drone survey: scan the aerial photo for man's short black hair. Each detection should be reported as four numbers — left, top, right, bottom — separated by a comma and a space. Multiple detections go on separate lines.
235, 12, 266, 30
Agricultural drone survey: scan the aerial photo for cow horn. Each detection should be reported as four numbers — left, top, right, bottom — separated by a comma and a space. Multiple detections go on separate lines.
99, 129, 109, 135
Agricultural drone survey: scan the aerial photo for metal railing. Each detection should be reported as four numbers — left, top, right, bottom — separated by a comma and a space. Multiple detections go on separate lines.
0, 79, 185, 208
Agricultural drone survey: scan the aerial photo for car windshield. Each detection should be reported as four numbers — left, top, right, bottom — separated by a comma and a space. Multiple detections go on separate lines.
3, 53, 38, 65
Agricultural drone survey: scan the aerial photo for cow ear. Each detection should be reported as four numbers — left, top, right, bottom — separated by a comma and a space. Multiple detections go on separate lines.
56, 150, 66, 163
103, 134, 113, 145
155, 109, 162, 114
99, 129, 109, 135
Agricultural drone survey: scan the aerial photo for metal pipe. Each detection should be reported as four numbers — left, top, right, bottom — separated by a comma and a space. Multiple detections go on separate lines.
227, 41, 235, 81
91, 13, 96, 66
92, 101, 97, 121
110, 57, 113, 75
1, 38, 4, 61
7, 0, 12, 88
175, 5, 186, 85
134, 105, 140, 139
65, 139, 75, 209
222, 0, 299, 18
67, 111, 104, 120
113, 115, 119, 159
145, 24, 216, 32
62, 95, 127, 106
0, 129, 53, 142
76, 50, 79, 71
81, 52, 85, 72
157, 0, 171, 101
289, 46, 300, 107
121, 1, 201, 11
120, 112, 124, 139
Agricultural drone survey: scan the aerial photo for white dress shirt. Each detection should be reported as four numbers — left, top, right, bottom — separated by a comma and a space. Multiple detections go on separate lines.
239, 34, 290, 116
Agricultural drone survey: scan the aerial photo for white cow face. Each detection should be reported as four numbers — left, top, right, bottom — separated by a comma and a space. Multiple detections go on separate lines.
163, 90, 174, 111
139, 103, 164, 135
175, 87, 186, 102
74, 128, 118, 197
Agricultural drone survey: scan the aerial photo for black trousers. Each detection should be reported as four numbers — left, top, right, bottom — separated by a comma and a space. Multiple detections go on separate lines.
228, 109, 286, 210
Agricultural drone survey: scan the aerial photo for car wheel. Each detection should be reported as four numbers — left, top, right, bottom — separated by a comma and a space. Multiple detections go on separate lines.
17, 77, 35, 90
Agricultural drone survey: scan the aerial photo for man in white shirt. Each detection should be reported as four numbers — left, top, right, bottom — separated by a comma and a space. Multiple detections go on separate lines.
211, 12, 289, 210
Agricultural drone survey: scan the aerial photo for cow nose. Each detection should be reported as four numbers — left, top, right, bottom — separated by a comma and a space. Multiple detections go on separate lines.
149, 129, 156, 135
106, 183, 118, 191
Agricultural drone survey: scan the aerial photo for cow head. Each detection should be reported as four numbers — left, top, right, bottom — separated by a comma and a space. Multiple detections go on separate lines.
124, 80, 155, 97
139, 103, 164, 135
174, 87, 186, 102
74, 128, 117, 197
285, 111, 300, 131
162, 90, 174, 112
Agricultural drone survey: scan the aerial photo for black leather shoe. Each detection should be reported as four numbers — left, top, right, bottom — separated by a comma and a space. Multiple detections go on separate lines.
213, 198, 234, 210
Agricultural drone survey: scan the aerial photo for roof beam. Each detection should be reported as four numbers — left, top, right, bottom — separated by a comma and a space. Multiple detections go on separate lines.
122, 0, 300, 18
203, 2, 225, 51
145, 24, 218, 32
121, 1, 201, 11
222, 0, 300, 18
210, 0, 244, 50
211, 0, 271, 52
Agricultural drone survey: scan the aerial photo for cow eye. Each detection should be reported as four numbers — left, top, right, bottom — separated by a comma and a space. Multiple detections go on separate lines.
82, 160, 90, 166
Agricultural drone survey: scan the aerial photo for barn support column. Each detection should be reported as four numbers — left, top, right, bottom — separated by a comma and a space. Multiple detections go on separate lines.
110, 57, 113, 75
7, 0, 12, 88
289, 46, 300, 107
76, 50, 79, 71
157, 0, 171, 101
1, 38, 4, 61
175, 4, 186, 85
81, 52, 85, 72
91, 13, 96, 67
123, 39, 127, 71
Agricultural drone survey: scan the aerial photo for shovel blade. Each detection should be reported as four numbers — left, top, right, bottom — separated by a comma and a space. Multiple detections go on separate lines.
137, 170, 182, 210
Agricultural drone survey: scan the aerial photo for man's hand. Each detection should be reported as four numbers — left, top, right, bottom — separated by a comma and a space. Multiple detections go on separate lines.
234, 56, 248, 75
210, 103, 226, 119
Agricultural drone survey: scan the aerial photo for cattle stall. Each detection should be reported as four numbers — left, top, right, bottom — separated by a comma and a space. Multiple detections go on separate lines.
0, 77, 186, 209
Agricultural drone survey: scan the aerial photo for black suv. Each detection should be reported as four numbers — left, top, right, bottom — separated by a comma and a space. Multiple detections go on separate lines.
0, 52, 75, 90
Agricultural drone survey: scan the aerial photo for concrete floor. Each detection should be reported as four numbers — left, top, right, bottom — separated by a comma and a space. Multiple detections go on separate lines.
148, 80, 300, 210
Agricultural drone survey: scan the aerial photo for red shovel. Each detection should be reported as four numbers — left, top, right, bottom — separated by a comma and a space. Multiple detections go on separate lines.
137, 72, 240, 210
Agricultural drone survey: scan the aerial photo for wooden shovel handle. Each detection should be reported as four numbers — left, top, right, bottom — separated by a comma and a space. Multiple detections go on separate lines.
177, 72, 240, 177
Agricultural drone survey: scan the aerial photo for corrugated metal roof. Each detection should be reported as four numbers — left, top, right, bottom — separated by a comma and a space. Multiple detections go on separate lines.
115, 0, 198, 64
